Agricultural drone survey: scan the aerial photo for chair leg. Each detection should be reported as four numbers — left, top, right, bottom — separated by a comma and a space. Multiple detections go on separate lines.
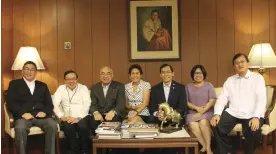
56, 133, 60, 154
262, 135, 268, 149
272, 131, 276, 154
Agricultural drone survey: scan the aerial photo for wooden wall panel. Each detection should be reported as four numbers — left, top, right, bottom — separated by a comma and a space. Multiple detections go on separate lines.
217, 0, 235, 87
1, 0, 14, 138
110, 0, 129, 84
270, 0, 276, 85
13, 0, 24, 79
57, 0, 75, 84
75, 0, 93, 88
23, 0, 42, 80
234, 0, 252, 55
199, 0, 218, 86
92, 0, 110, 84
3, 0, 276, 99
181, 0, 200, 85
40, 0, 58, 93
252, 0, 270, 83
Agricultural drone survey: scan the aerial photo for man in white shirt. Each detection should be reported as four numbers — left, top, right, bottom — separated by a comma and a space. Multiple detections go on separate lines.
210, 53, 266, 154
7, 61, 57, 154
53, 70, 91, 154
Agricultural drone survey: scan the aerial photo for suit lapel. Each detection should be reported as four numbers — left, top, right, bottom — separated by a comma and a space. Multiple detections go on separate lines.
168, 81, 176, 105
158, 83, 166, 103
97, 83, 105, 103
20, 78, 32, 96
105, 81, 114, 101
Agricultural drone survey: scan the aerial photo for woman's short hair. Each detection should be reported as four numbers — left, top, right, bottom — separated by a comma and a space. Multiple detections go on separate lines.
128, 64, 143, 75
190, 64, 207, 80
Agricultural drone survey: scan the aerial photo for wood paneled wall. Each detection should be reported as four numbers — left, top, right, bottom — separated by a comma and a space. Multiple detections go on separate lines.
2, 0, 276, 94
2, 0, 14, 137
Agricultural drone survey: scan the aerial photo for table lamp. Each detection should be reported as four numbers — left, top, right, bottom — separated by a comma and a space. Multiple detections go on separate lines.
248, 43, 276, 75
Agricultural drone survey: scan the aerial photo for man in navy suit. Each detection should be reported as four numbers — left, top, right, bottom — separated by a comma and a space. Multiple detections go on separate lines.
149, 64, 187, 125
7, 61, 57, 154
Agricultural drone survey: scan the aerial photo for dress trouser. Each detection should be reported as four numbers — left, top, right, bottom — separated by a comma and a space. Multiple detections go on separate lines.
62, 115, 91, 154
212, 111, 264, 154
14, 118, 57, 154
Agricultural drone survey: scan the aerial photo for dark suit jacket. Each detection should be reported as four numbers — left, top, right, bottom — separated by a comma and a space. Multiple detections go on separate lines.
90, 81, 126, 119
149, 80, 187, 117
6, 78, 53, 120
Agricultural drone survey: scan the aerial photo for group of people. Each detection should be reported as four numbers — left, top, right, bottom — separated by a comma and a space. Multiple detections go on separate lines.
6, 53, 266, 154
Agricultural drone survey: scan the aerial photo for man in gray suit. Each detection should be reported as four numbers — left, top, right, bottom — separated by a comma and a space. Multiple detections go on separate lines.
90, 66, 126, 130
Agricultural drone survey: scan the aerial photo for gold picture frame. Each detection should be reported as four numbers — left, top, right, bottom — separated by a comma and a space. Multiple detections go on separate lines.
129, 0, 180, 61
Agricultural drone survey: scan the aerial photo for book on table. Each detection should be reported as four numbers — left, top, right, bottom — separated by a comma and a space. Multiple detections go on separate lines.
128, 123, 159, 133
96, 122, 122, 139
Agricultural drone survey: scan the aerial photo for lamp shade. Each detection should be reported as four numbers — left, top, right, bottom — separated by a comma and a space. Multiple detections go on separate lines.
11, 46, 45, 70
248, 43, 276, 68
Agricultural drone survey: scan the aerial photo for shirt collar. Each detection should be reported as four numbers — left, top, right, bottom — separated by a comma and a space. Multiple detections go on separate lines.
23, 77, 36, 85
102, 83, 111, 89
66, 83, 79, 91
163, 81, 172, 88
236, 70, 251, 79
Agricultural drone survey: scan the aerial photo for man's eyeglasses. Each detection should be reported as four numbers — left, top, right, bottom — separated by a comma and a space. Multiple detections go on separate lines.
65, 78, 77, 81
234, 60, 247, 65
161, 71, 173, 75
23, 68, 36, 73
100, 72, 112, 76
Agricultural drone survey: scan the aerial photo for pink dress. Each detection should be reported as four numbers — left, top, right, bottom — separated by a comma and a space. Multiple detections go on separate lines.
185, 82, 216, 124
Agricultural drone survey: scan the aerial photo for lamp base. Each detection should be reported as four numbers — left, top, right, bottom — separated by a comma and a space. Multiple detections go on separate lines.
258, 68, 266, 75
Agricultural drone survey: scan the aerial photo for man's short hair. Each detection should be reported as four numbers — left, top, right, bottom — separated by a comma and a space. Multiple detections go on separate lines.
128, 64, 143, 75
160, 64, 174, 73
190, 64, 207, 80
23, 61, 37, 70
232, 53, 249, 65
64, 70, 78, 79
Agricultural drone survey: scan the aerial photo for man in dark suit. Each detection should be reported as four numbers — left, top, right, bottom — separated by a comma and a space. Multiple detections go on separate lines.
7, 61, 57, 154
149, 64, 187, 125
90, 66, 126, 130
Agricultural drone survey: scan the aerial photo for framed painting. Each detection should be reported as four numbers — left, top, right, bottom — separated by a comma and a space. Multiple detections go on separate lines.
129, 0, 180, 61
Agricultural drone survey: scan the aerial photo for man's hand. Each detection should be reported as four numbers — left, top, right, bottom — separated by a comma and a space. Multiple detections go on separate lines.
157, 110, 164, 121
195, 106, 205, 114
36, 112, 46, 118
22, 113, 34, 120
93, 112, 104, 121
60, 116, 69, 122
192, 113, 202, 121
105, 110, 115, 121
67, 117, 79, 124
249, 117, 260, 131
210, 114, 220, 127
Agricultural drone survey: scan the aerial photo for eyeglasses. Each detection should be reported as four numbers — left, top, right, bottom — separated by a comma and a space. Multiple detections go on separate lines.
65, 78, 77, 81
100, 72, 112, 76
234, 60, 247, 65
195, 72, 203, 75
161, 71, 173, 74
23, 68, 36, 73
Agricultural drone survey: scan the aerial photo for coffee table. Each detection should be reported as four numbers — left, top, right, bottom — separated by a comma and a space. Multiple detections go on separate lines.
92, 129, 198, 154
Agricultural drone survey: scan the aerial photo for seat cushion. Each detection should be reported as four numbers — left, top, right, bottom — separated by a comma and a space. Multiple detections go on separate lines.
7, 126, 45, 138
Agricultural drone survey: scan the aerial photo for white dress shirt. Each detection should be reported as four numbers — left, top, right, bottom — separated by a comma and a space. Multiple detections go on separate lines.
163, 82, 171, 102
102, 83, 110, 98
53, 83, 91, 118
23, 77, 35, 95
214, 70, 266, 119
153, 82, 172, 117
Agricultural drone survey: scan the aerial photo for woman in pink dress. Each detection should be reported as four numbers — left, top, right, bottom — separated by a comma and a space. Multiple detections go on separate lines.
185, 65, 216, 154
